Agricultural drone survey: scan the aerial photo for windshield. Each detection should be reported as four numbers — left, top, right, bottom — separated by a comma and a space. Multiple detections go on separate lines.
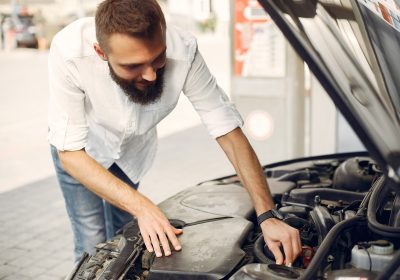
357, 0, 400, 118
258, 0, 400, 172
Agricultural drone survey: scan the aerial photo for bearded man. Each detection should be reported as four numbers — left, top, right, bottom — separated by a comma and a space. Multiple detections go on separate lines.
48, 0, 301, 265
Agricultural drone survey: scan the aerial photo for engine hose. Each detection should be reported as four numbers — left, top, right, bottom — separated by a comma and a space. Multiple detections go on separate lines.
376, 249, 400, 280
283, 216, 311, 229
300, 215, 366, 280
277, 170, 317, 183
356, 186, 373, 215
253, 234, 275, 265
367, 176, 400, 237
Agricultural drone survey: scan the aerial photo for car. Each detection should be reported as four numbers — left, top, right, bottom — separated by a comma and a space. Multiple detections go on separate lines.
14, 14, 38, 49
2, 13, 38, 49
66, 0, 400, 279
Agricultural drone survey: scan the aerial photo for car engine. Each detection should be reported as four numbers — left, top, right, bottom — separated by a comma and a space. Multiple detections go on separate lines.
67, 153, 400, 280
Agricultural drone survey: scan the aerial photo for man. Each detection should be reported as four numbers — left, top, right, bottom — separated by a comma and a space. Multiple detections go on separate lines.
48, 0, 301, 265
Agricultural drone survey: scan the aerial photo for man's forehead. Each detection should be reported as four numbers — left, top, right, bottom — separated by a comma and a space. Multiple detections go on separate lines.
107, 32, 166, 64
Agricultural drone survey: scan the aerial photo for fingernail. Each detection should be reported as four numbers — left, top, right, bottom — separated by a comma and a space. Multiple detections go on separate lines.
156, 253, 162, 257
175, 245, 182, 250
287, 263, 292, 267
165, 251, 171, 256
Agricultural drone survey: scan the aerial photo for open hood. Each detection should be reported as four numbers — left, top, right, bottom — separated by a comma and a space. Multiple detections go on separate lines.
257, 0, 400, 182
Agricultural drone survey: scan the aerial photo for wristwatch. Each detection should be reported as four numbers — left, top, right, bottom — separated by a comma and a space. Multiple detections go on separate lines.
257, 208, 284, 226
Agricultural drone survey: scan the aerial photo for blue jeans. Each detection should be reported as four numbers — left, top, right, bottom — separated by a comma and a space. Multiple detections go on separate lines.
50, 145, 139, 262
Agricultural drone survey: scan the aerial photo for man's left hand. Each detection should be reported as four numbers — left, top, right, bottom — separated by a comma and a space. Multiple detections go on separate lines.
260, 218, 301, 266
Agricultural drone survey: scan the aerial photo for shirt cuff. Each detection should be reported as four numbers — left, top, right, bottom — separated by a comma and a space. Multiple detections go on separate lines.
200, 103, 244, 139
48, 116, 88, 151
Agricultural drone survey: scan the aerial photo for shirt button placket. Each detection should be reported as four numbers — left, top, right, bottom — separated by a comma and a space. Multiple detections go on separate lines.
125, 120, 135, 137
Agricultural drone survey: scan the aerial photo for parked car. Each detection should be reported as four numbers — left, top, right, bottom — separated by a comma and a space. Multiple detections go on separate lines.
2, 13, 38, 49
66, 0, 400, 279
14, 14, 38, 49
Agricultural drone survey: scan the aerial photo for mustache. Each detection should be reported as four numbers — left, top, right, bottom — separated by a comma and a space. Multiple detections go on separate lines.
108, 63, 165, 105
136, 79, 156, 87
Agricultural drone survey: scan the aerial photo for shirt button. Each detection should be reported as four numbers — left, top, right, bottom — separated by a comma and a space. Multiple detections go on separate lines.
126, 121, 135, 134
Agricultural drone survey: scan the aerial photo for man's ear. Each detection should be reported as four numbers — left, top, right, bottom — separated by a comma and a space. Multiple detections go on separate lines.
93, 43, 108, 61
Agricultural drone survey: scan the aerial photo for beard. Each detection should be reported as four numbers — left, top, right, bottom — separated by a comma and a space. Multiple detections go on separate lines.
108, 63, 165, 105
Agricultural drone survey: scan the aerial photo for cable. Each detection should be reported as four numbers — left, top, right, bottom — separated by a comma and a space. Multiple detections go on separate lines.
299, 215, 366, 280
365, 248, 372, 272
367, 176, 400, 237
356, 242, 372, 272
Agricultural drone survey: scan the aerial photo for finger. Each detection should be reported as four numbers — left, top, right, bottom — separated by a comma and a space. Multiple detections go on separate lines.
157, 229, 172, 256
166, 227, 182, 251
293, 229, 302, 259
149, 231, 162, 257
290, 236, 300, 265
281, 235, 294, 265
173, 227, 183, 235
141, 230, 154, 253
297, 229, 302, 253
267, 240, 284, 265
292, 240, 301, 265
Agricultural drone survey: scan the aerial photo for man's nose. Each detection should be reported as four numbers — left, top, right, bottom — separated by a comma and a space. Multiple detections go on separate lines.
141, 65, 157, 82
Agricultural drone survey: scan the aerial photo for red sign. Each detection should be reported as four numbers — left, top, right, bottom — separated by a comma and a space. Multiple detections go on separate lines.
233, 0, 270, 76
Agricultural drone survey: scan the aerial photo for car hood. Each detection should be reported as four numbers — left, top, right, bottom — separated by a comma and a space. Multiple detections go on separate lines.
257, 0, 400, 182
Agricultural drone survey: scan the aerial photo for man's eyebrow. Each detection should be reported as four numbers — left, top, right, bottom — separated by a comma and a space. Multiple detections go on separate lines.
119, 47, 167, 68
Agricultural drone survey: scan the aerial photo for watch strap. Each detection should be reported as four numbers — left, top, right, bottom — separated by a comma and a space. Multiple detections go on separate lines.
257, 210, 275, 226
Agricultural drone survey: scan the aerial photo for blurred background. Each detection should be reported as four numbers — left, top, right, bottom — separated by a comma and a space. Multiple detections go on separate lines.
0, 0, 364, 279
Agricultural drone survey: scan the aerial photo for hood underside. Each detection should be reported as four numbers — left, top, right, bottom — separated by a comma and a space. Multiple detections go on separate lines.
257, 0, 400, 181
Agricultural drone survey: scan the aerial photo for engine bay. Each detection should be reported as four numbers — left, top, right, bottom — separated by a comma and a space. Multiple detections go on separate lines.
67, 153, 400, 280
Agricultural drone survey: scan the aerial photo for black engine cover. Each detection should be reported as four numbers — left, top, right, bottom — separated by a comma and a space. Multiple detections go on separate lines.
158, 184, 254, 223
148, 218, 253, 280
148, 184, 254, 279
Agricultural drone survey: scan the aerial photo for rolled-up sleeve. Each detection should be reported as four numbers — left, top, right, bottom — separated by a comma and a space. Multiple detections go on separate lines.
47, 41, 88, 151
182, 47, 244, 139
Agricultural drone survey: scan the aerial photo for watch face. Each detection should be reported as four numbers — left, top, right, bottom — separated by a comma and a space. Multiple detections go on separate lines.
272, 208, 284, 220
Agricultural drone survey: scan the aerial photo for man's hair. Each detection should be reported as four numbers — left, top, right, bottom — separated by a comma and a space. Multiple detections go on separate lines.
95, 0, 166, 53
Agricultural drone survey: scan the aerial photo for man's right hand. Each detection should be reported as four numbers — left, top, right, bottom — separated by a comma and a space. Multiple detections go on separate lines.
57, 150, 182, 257
136, 195, 183, 257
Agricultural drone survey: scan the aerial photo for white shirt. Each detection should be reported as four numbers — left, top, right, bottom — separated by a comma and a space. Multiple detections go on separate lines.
48, 17, 243, 183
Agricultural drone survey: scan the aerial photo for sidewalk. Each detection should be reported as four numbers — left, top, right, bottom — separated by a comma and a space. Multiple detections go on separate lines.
0, 176, 73, 280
